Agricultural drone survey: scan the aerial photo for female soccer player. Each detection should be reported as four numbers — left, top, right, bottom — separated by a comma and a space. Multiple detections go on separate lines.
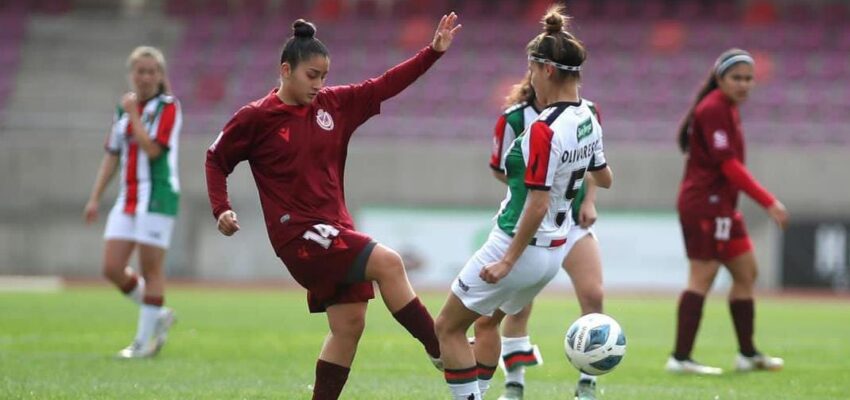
205, 15, 460, 400
84, 46, 180, 358
488, 74, 605, 400
435, 7, 613, 400
668, 49, 789, 375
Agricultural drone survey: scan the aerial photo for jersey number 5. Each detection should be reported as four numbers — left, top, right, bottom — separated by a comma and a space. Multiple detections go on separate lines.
303, 224, 340, 249
564, 168, 587, 200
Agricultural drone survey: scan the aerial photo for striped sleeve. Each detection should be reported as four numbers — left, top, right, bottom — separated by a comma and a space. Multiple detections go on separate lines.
489, 115, 516, 172
524, 121, 558, 191
104, 106, 122, 154
154, 101, 180, 149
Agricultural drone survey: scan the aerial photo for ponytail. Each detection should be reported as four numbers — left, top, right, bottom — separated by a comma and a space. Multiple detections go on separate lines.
677, 72, 718, 153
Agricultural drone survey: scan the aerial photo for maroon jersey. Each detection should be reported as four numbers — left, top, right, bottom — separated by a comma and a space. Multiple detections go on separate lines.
206, 46, 442, 252
677, 89, 745, 216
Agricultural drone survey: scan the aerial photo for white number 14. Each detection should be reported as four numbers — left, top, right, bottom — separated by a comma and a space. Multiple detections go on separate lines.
303, 224, 340, 249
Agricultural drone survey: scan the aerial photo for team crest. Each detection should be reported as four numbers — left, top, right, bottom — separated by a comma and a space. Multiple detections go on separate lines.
316, 109, 334, 131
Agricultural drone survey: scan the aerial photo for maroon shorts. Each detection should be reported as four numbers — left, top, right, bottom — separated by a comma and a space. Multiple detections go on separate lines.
679, 212, 753, 261
277, 225, 377, 313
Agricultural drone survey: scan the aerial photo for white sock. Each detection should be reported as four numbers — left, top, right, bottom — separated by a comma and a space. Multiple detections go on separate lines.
502, 335, 534, 386
477, 378, 491, 397
448, 381, 481, 400
135, 304, 160, 345
126, 276, 145, 305
580, 372, 597, 383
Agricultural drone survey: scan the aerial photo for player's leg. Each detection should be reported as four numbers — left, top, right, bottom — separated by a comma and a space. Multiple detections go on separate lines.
562, 233, 603, 398
472, 311, 506, 397
436, 293, 485, 400
102, 207, 145, 303
497, 304, 539, 400
102, 239, 141, 301
666, 258, 723, 374
724, 249, 783, 371
363, 243, 440, 361
312, 301, 368, 400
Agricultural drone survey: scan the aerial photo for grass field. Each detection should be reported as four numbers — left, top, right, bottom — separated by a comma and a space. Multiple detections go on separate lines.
1, 286, 848, 399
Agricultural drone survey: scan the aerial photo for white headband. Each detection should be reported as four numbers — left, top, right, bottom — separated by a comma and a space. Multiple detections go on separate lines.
715, 54, 754, 76
528, 55, 582, 72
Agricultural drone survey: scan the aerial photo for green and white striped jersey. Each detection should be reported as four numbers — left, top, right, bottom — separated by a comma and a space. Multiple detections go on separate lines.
495, 100, 607, 243
105, 93, 182, 216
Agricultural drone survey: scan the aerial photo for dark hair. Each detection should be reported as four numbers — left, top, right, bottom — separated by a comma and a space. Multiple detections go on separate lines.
504, 72, 535, 109
677, 48, 752, 153
528, 5, 586, 82
280, 19, 329, 69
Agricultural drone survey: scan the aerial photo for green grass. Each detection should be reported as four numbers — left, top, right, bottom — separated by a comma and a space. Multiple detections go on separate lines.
1, 287, 848, 399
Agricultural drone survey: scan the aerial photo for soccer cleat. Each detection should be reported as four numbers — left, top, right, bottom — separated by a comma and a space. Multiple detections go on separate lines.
497, 382, 524, 400
116, 340, 158, 359
665, 356, 723, 375
574, 379, 596, 400
152, 307, 176, 354
735, 353, 784, 372
429, 355, 444, 371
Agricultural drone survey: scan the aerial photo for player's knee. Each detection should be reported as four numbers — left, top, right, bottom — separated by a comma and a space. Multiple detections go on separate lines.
434, 315, 457, 340
474, 316, 499, 333
101, 263, 123, 282
372, 247, 404, 280
330, 313, 366, 340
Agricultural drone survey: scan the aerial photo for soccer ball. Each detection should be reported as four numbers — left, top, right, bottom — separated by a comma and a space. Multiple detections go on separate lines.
564, 313, 626, 375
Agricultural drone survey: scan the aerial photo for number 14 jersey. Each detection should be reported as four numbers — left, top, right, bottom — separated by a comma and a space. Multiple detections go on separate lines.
496, 100, 607, 243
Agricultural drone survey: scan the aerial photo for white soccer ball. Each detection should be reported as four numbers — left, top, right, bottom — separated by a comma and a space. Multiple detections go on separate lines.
564, 313, 626, 376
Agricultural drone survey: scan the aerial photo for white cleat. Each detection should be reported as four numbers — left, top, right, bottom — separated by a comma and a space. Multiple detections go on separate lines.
665, 356, 723, 375
116, 340, 159, 359
152, 307, 176, 354
497, 383, 524, 400
735, 353, 784, 372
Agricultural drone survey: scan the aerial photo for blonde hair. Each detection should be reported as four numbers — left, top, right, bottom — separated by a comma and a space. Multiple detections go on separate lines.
126, 46, 171, 94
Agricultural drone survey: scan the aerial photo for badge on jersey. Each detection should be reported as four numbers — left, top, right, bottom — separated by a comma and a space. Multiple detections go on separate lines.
316, 109, 334, 131
713, 129, 729, 149
577, 118, 593, 142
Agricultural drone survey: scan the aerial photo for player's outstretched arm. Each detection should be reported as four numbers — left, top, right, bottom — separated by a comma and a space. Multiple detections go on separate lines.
367, 13, 461, 102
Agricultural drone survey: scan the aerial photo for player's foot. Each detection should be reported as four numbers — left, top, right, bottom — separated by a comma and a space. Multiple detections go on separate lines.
574, 378, 596, 400
116, 340, 158, 359
735, 353, 783, 372
429, 355, 444, 371
665, 356, 723, 375
152, 307, 176, 354
497, 382, 523, 400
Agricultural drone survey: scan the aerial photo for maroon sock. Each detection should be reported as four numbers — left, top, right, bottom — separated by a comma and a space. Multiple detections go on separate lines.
392, 297, 441, 358
729, 298, 757, 357
673, 290, 705, 361
143, 295, 164, 307
118, 275, 138, 294
312, 359, 350, 400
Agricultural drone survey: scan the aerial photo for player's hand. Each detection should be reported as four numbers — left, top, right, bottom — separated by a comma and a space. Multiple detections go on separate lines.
431, 12, 461, 52
83, 199, 98, 225
578, 201, 597, 229
767, 201, 789, 230
479, 260, 513, 284
217, 210, 240, 236
121, 92, 139, 114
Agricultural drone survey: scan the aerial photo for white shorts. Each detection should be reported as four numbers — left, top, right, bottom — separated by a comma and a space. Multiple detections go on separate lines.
564, 224, 596, 258
451, 228, 567, 316
103, 204, 175, 249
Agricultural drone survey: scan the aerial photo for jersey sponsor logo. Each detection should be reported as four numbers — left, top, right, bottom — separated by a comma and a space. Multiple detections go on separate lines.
713, 129, 729, 149
577, 118, 593, 141
316, 109, 334, 131
278, 126, 291, 142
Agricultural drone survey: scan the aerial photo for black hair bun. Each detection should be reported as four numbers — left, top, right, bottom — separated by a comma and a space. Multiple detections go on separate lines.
292, 19, 316, 39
